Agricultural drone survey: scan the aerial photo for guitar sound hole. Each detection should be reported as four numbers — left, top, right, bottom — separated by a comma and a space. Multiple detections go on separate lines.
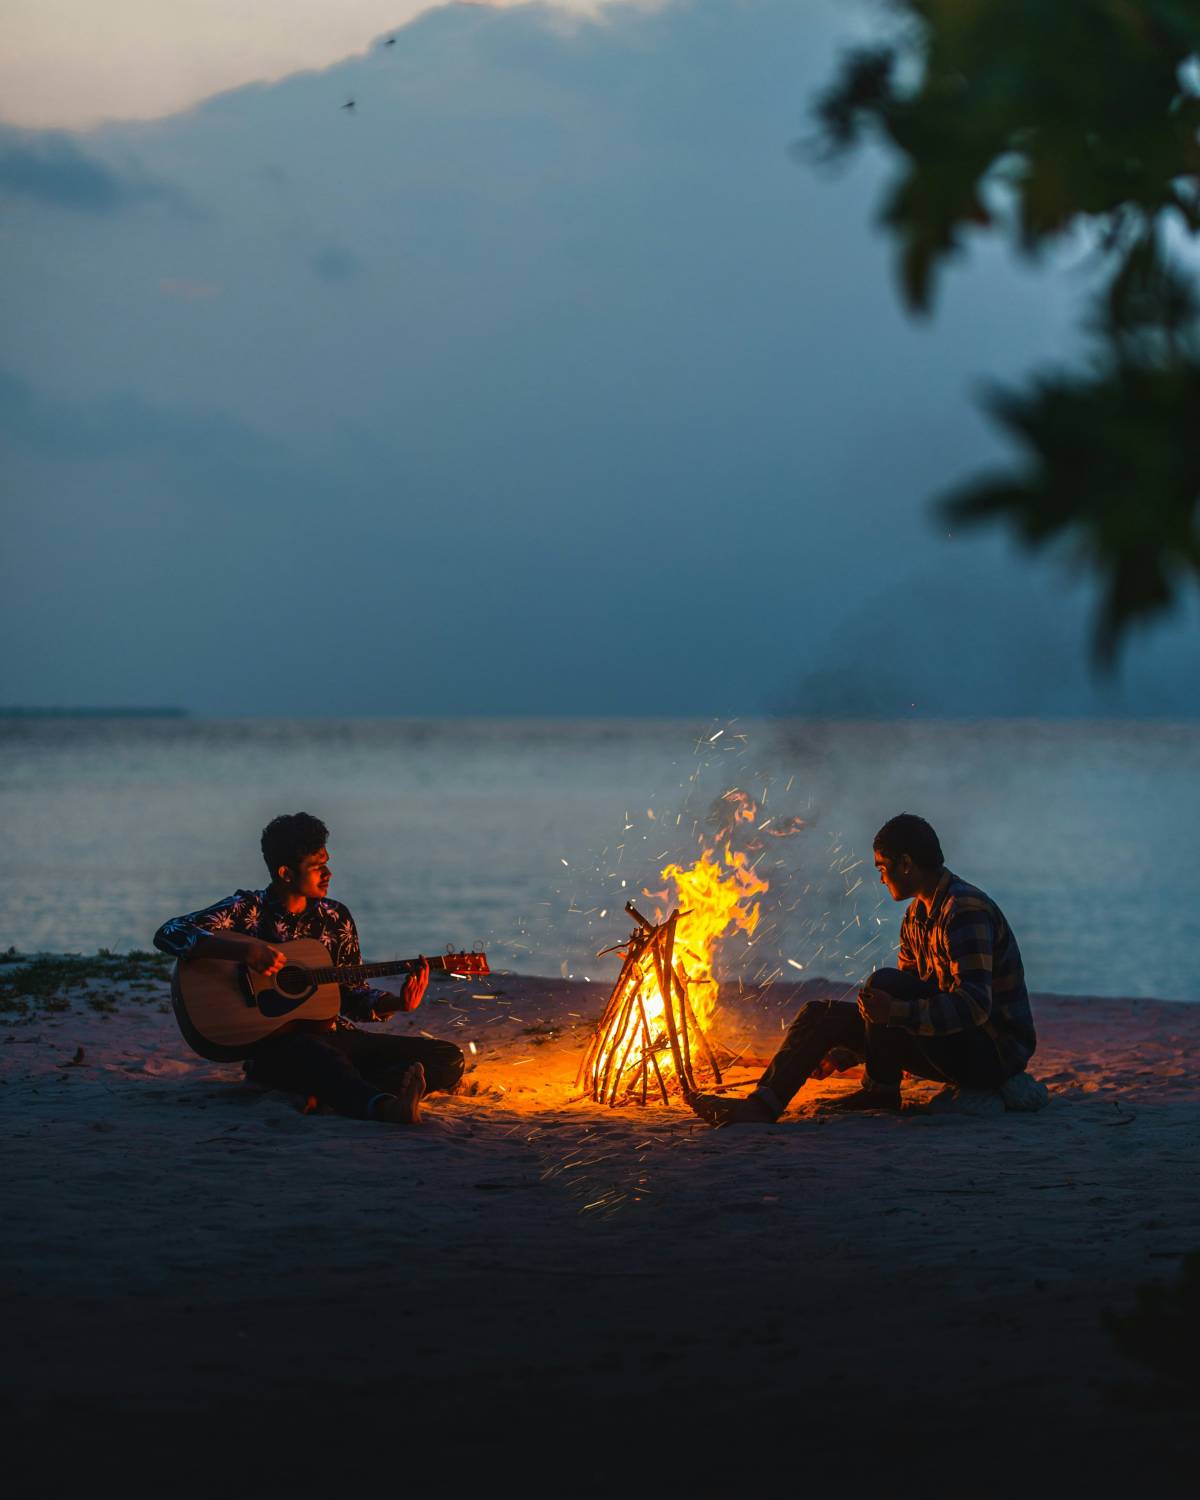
274, 965, 311, 1000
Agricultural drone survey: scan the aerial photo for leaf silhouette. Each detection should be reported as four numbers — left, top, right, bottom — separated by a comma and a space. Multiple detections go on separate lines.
939, 358, 1200, 664
812, 1, 1200, 662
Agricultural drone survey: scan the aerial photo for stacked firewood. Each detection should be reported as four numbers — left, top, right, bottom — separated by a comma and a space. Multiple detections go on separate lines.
576, 903, 723, 1106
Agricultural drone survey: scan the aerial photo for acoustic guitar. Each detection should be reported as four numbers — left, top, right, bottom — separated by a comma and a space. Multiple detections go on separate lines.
171, 938, 490, 1061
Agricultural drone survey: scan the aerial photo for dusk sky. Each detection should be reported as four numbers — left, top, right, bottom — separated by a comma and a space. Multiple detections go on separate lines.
3, 0, 1197, 717
1, 1, 602, 129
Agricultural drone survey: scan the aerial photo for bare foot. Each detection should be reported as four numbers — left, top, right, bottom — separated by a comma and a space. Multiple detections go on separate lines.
687, 1091, 775, 1127
375, 1063, 425, 1124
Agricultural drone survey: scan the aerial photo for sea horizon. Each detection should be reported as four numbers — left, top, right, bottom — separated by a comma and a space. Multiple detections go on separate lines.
4, 708, 1200, 722
4, 715, 1197, 1002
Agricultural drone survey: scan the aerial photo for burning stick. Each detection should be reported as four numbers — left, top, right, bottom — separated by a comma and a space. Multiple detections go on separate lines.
675, 964, 723, 1087
647, 913, 689, 1091
597, 970, 640, 1103
662, 913, 693, 1085
636, 990, 670, 1105
577, 947, 638, 1097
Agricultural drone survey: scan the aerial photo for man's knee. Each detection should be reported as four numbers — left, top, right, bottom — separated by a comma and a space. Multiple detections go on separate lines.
784, 997, 857, 1040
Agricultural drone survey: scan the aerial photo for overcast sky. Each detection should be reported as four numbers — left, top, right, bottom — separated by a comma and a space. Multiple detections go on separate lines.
2, 0, 1197, 716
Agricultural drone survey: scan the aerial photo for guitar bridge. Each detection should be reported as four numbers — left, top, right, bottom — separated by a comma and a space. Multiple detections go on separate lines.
238, 966, 259, 1008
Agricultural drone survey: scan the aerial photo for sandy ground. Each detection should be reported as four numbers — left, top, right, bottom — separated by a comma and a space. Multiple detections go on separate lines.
2, 962, 1198, 1495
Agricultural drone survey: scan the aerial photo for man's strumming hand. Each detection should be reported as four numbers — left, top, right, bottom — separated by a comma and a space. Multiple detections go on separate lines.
398, 955, 430, 1012
189, 931, 288, 972
245, 939, 287, 976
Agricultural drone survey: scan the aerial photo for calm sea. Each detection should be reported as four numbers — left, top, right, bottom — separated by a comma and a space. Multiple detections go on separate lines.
3, 717, 1197, 1002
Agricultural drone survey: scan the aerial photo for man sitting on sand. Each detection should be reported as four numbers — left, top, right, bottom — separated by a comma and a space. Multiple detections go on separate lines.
689, 813, 1036, 1125
154, 811, 464, 1125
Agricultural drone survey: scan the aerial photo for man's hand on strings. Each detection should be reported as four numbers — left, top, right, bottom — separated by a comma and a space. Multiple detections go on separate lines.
398, 955, 430, 1012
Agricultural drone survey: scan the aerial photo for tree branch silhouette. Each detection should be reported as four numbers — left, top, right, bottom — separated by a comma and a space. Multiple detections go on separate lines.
811, 0, 1200, 665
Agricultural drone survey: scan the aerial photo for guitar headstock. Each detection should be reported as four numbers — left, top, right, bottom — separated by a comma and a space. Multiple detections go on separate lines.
437, 949, 490, 977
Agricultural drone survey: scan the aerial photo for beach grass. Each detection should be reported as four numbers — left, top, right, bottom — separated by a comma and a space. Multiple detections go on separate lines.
0, 948, 172, 1014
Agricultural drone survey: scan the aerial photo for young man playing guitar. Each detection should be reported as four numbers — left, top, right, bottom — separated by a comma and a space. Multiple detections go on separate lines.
154, 811, 465, 1125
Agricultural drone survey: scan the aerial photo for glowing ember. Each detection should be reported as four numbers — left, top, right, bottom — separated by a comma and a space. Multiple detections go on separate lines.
578, 843, 768, 1106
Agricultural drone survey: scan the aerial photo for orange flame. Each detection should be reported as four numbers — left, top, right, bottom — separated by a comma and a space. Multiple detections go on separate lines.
586, 843, 768, 1102
659, 844, 767, 1029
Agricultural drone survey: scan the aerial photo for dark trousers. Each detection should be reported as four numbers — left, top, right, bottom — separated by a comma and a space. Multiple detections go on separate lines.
245, 1027, 465, 1119
752, 968, 1014, 1117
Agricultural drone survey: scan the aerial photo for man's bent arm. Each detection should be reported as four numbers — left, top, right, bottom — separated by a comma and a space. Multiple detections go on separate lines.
153, 892, 263, 960
164, 931, 275, 964
899, 904, 994, 1036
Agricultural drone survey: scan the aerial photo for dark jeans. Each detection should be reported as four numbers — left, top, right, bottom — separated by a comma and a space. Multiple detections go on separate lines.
751, 968, 1016, 1118
245, 1027, 465, 1119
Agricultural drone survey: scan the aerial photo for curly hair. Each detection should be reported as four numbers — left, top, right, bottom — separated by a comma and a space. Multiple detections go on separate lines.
261, 811, 329, 877
872, 813, 943, 871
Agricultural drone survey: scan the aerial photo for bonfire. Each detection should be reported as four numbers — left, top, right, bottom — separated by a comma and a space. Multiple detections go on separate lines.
577, 844, 767, 1105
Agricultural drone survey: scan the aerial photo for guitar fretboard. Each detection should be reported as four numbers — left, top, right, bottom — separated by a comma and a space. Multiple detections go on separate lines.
305, 956, 471, 985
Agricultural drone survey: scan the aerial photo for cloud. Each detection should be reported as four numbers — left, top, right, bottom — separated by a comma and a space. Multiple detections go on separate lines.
4, 0, 1198, 716
0, 126, 172, 212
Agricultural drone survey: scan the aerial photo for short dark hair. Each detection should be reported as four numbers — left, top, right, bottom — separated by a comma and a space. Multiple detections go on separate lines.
873, 813, 943, 870
261, 812, 329, 876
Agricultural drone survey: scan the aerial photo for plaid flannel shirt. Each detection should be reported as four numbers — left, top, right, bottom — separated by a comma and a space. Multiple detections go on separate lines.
889, 870, 1036, 1066
153, 888, 393, 1026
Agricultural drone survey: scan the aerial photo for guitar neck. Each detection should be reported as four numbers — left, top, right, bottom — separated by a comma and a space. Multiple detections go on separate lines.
307, 955, 463, 986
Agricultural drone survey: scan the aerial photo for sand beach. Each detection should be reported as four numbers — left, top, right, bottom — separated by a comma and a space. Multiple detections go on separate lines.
2, 953, 1198, 1495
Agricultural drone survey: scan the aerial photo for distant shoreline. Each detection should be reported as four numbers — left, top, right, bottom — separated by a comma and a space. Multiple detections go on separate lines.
0, 706, 188, 719
3, 710, 1198, 723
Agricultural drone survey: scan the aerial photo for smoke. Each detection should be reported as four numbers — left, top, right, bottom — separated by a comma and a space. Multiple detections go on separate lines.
706, 787, 808, 849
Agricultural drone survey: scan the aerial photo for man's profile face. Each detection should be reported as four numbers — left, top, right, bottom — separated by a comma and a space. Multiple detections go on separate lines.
874, 848, 916, 901
279, 847, 331, 901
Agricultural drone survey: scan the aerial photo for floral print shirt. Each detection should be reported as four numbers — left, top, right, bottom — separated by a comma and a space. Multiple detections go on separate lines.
153, 888, 393, 1026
